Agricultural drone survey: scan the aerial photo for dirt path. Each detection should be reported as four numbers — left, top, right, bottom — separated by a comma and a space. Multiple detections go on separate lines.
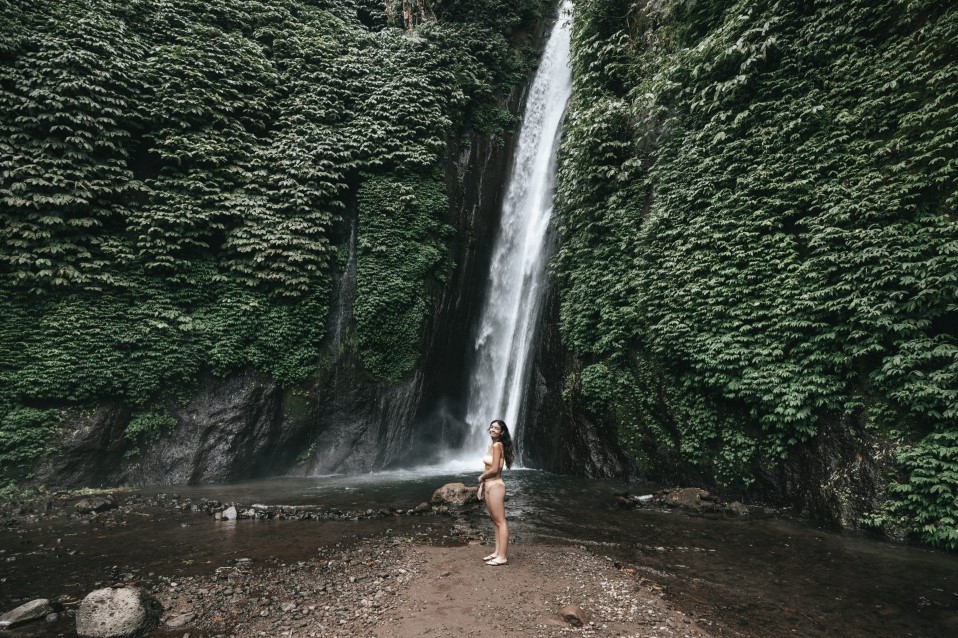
149, 533, 714, 638
375, 543, 713, 638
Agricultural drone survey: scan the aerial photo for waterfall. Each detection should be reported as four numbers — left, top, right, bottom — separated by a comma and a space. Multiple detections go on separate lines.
454, 3, 573, 466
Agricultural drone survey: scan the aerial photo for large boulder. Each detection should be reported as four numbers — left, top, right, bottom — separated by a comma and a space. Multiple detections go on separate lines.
431, 482, 479, 505
76, 587, 162, 638
0, 599, 56, 629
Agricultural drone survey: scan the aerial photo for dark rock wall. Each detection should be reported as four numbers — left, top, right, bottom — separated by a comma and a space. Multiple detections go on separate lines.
519, 286, 634, 478
36, 371, 308, 487
34, 403, 131, 488
763, 418, 895, 530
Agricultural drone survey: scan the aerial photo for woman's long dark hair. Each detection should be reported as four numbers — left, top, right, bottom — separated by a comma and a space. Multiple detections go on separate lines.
491, 419, 515, 469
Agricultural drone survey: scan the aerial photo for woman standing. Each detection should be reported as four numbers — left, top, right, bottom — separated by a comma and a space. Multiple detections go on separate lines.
477, 419, 515, 566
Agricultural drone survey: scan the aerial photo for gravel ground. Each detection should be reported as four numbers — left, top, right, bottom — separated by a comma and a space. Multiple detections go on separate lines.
149, 531, 713, 638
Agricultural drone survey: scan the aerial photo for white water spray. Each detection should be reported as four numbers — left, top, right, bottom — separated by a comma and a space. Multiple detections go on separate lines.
445, 3, 573, 469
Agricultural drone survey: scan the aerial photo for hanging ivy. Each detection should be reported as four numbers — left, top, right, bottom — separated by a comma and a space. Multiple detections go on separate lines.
0, 0, 550, 480
555, 0, 958, 545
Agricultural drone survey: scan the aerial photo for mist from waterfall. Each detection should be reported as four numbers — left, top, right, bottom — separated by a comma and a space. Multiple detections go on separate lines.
441, 3, 573, 470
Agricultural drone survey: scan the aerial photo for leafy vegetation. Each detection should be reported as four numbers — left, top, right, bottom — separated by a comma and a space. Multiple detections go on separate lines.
0, 0, 550, 481
555, 0, 958, 545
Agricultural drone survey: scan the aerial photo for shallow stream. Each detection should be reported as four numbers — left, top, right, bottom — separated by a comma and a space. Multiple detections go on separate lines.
2, 470, 956, 638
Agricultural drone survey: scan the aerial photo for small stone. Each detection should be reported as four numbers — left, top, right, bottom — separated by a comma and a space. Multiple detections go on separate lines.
74, 497, 116, 514
221, 506, 237, 521
165, 612, 195, 628
558, 604, 590, 628
46, 612, 59, 622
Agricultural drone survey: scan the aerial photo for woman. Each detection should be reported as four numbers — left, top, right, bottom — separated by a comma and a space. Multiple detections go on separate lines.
477, 419, 514, 566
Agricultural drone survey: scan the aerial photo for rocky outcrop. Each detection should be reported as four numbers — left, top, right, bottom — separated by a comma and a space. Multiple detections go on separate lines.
35, 371, 309, 487
769, 417, 895, 529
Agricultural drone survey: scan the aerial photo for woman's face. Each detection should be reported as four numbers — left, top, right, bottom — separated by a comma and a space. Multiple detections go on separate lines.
488, 422, 502, 441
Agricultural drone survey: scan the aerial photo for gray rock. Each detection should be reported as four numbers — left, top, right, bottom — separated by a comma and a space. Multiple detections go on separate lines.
558, 604, 590, 627
46, 612, 59, 622
74, 497, 116, 514
413, 502, 431, 513
76, 587, 162, 638
662, 488, 713, 510
165, 612, 194, 628
727, 501, 749, 516
31, 403, 132, 488
0, 598, 55, 629
431, 483, 479, 505
221, 506, 237, 521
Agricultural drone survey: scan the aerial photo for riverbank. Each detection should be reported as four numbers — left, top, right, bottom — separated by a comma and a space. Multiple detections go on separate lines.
1, 473, 956, 638
0, 490, 708, 638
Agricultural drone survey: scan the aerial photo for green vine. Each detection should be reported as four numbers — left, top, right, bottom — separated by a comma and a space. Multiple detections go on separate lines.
555, 0, 958, 531
0, 0, 551, 482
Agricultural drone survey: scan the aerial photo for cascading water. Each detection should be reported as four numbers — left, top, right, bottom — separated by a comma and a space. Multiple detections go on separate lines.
451, 3, 573, 467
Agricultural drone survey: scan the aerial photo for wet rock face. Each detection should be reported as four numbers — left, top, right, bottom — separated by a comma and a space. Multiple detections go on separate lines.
519, 288, 635, 479
76, 587, 162, 638
126, 371, 300, 485
36, 371, 309, 487
32, 404, 130, 488
772, 417, 894, 529
305, 356, 426, 475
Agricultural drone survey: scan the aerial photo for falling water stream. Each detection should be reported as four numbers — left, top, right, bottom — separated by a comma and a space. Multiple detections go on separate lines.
450, 2, 573, 466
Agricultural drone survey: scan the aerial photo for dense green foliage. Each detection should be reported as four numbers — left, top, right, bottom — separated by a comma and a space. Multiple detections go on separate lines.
867, 430, 958, 548
556, 0, 958, 544
0, 0, 549, 482
355, 171, 452, 379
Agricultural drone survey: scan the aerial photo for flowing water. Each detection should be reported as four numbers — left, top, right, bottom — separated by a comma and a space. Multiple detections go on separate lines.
454, 1, 574, 466
3, 472, 956, 638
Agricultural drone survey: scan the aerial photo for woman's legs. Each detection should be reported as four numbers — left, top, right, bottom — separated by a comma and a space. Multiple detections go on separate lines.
485, 483, 508, 563
484, 494, 499, 559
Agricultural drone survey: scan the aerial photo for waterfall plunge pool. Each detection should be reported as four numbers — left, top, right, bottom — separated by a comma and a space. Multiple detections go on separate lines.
2, 471, 956, 638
